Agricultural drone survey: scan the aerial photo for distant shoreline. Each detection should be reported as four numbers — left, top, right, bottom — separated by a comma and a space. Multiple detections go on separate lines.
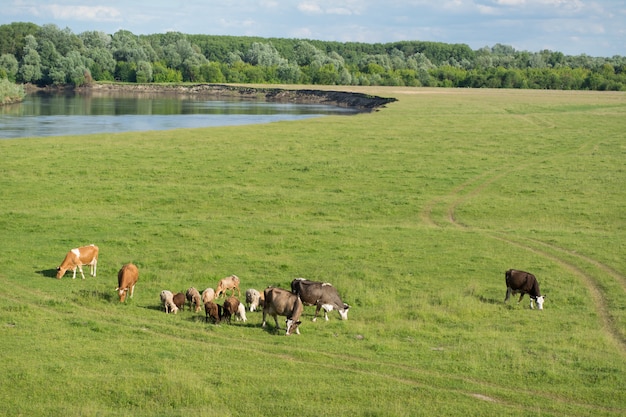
26, 83, 397, 111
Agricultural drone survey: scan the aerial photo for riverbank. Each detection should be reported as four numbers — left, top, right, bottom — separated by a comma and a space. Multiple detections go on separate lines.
64, 83, 397, 111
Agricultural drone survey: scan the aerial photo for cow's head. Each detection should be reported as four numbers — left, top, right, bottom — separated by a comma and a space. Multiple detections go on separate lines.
55, 266, 66, 279
338, 304, 350, 320
534, 296, 545, 310
285, 318, 301, 335
116, 287, 127, 302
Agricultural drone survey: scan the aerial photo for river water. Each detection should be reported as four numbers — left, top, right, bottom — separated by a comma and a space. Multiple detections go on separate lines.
0, 91, 358, 139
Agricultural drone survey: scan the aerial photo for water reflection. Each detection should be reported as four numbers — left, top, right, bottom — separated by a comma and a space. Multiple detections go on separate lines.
0, 91, 358, 139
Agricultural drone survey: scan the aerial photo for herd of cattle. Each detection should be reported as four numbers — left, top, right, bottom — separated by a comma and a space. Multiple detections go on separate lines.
55, 245, 546, 335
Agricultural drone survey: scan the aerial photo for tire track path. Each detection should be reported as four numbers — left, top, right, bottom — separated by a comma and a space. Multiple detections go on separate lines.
420, 160, 626, 354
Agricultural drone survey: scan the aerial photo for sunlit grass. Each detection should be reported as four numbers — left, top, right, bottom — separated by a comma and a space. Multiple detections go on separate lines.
0, 87, 624, 416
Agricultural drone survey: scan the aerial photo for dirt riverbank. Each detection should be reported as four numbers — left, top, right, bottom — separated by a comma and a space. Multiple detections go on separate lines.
80, 83, 397, 111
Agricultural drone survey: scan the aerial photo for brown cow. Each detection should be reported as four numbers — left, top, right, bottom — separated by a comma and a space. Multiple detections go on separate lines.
262, 287, 303, 335
215, 275, 241, 298
172, 292, 186, 311
56, 244, 99, 279
505, 269, 545, 310
186, 287, 202, 313
204, 301, 222, 324
115, 263, 138, 302
223, 296, 247, 323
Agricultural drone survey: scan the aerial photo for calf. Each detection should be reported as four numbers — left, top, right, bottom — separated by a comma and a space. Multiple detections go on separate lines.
245, 288, 265, 312
172, 292, 186, 311
223, 296, 247, 323
215, 275, 241, 298
186, 287, 202, 313
262, 287, 303, 335
204, 301, 222, 324
291, 278, 350, 321
505, 269, 545, 310
115, 263, 138, 302
56, 244, 99, 279
160, 290, 179, 314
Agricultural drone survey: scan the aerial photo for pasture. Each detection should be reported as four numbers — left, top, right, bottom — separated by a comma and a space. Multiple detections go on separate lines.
0, 86, 624, 416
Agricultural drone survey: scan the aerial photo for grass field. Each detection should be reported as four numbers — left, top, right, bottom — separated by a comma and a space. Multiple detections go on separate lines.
0, 86, 624, 416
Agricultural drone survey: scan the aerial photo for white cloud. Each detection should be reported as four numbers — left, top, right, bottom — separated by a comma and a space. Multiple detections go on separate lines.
44, 4, 121, 21
298, 2, 323, 14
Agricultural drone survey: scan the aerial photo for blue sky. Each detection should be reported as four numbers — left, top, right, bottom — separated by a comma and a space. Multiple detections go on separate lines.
2, 0, 625, 57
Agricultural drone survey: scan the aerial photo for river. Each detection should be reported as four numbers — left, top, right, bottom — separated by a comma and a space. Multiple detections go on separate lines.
0, 90, 359, 139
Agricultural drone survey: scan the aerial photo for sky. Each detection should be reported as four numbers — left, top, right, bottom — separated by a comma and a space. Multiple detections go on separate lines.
2, 0, 625, 57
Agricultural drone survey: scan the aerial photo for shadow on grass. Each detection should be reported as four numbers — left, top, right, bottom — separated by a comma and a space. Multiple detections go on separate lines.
475, 294, 502, 305
36, 269, 59, 279
75, 289, 115, 303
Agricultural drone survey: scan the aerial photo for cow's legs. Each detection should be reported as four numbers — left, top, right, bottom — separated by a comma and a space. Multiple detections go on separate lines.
130, 285, 135, 298
504, 287, 512, 302
517, 293, 525, 304
313, 305, 321, 322
91, 260, 97, 277
262, 312, 280, 329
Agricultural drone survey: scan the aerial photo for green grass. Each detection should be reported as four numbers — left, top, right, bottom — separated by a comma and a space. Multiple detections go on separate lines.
1, 86, 625, 416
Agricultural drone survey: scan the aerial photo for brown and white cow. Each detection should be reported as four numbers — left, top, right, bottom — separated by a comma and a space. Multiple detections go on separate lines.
505, 269, 545, 310
215, 275, 241, 298
223, 296, 247, 323
186, 287, 202, 313
262, 287, 303, 335
56, 244, 99, 279
204, 301, 222, 324
115, 263, 138, 302
290, 278, 350, 321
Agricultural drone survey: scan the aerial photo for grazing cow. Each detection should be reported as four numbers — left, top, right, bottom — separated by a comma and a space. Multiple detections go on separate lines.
291, 278, 350, 321
186, 287, 202, 313
245, 288, 265, 312
202, 288, 215, 304
172, 292, 186, 311
223, 296, 247, 323
115, 263, 139, 302
262, 287, 303, 336
160, 290, 179, 314
505, 269, 545, 310
215, 275, 241, 298
204, 301, 222, 324
56, 244, 99, 279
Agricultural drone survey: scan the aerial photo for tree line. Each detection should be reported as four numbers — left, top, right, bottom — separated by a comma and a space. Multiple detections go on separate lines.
1, 22, 625, 91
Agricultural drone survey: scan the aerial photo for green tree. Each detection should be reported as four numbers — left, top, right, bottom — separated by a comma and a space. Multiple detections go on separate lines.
0, 53, 19, 82
136, 60, 153, 83
18, 35, 42, 83
111, 30, 148, 63
152, 62, 182, 83
198, 62, 225, 83
79, 31, 115, 81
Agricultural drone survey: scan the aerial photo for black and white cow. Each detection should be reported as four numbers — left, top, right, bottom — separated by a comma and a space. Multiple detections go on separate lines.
290, 278, 349, 321
504, 269, 545, 310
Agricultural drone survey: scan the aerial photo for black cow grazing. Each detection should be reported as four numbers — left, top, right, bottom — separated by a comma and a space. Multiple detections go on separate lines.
504, 269, 545, 310
290, 278, 350, 321
262, 287, 303, 335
